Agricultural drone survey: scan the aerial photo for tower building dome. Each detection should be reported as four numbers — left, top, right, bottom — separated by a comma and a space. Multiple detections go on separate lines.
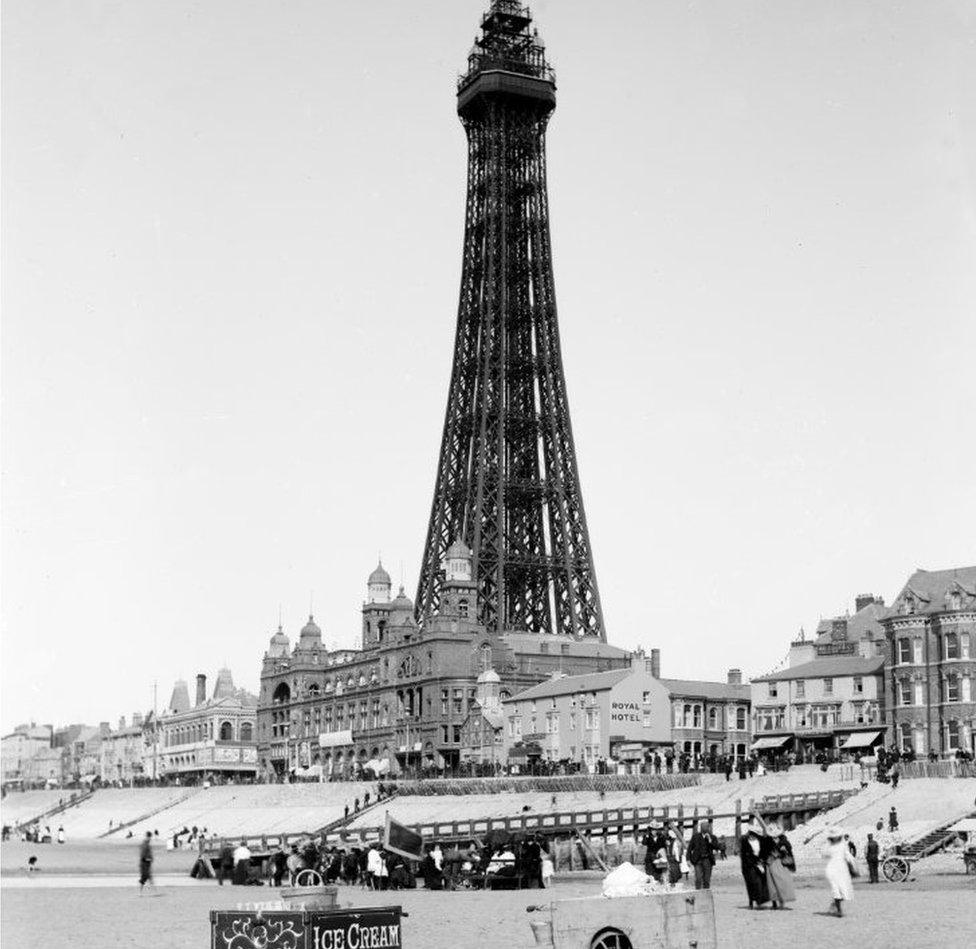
268, 624, 290, 658
213, 667, 236, 700
444, 539, 473, 583
299, 614, 322, 646
367, 560, 392, 604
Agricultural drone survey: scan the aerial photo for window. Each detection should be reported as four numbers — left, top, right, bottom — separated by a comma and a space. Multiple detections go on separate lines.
795, 680, 805, 699
441, 690, 448, 716
853, 676, 863, 695
692, 705, 702, 728
584, 708, 599, 731
899, 679, 911, 706
569, 712, 577, 730
823, 678, 833, 696
452, 726, 461, 743
642, 691, 651, 703
683, 703, 692, 726
240, 722, 253, 742
914, 681, 925, 706
963, 677, 972, 704
913, 639, 923, 664
736, 708, 747, 730
897, 638, 911, 664
768, 683, 778, 698
453, 689, 463, 715
963, 633, 972, 659
946, 676, 959, 702
546, 713, 559, 734
219, 721, 233, 741
708, 708, 717, 729
898, 722, 913, 753
441, 725, 449, 743
947, 721, 961, 751
945, 633, 960, 660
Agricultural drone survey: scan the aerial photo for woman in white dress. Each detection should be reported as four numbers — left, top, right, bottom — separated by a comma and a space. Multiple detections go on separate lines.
822, 826, 856, 916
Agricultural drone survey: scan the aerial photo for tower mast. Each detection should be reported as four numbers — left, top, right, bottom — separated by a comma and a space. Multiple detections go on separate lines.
417, 2, 606, 640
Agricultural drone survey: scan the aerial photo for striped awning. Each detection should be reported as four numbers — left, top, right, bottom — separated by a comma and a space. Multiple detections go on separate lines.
751, 736, 790, 751
840, 731, 881, 750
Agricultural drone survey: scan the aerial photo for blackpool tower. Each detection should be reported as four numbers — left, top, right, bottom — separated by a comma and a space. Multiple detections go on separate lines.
416, 2, 606, 641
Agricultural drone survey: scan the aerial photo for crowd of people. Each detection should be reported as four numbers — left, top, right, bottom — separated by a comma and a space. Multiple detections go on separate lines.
204, 831, 557, 892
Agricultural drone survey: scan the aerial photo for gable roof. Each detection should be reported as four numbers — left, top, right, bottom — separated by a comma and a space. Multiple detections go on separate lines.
753, 655, 884, 683
661, 678, 751, 702
504, 668, 633, 703
886, 566, 976, 617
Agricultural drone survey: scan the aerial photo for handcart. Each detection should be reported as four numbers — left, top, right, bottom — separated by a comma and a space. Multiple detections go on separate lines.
881, 852, 914, 883
526, 892, 716, 949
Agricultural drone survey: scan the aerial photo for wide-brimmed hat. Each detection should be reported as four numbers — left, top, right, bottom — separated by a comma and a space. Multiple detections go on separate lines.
826, 826, 845, 840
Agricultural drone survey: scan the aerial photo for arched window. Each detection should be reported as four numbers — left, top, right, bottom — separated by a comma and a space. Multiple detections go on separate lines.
219, 721, 234, 741
947, 720, 961, 751
273, 682, 291, 704
459, 598, 469, 618
308, 682, 321, 697
239, 722, 253, 742
708, 707, 718, 729
898, 722, 912, 752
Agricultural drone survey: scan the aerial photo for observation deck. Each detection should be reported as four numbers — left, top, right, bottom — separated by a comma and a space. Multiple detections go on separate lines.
457, 1, 556, 119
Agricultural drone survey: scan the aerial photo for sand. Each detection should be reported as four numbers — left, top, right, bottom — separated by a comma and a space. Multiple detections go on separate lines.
2, 841, 974, 949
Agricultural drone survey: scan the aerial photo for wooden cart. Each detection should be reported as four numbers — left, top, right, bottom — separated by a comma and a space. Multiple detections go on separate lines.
526, 892, 716, 949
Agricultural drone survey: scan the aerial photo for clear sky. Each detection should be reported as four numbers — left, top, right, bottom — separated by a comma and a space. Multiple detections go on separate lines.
3, 0, 974, 730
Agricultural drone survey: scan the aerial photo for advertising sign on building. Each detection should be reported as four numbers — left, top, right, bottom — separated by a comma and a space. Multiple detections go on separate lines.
318, 730, 354, 749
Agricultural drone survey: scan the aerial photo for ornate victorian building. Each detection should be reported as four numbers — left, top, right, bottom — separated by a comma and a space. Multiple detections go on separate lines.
882, 566, 976, 757
256, 545, 629, 778
151, 669, 258, 781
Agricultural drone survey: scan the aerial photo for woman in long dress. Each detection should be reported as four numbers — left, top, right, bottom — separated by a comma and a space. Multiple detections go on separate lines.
739, 826, 770, 909
822, 826, 856, 917
764, 821, 796, 908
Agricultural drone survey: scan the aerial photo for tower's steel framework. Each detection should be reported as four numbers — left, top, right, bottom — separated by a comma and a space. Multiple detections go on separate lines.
417, 2, 606, 640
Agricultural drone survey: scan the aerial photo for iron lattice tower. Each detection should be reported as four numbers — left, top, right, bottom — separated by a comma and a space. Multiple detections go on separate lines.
416, 1, 606, 640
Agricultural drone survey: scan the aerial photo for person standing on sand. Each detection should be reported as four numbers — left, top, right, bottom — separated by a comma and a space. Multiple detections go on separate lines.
687, 820, 719, 890
139, 832, 154, 892
888, 807, 899, 832
822, 826, 857, 916
56, 826, 65, 844
739, 823, 770, 909
763, 821, 796, 908
866, 833, 880, 883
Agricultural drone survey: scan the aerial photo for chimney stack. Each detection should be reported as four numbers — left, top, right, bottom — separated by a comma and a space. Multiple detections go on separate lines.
650, 648, 661, 679
118, 716, 126, 730
855, 593, 876, 612
727, 668, 742, 685
132, 712, 143, 728
196, 674, 207, 706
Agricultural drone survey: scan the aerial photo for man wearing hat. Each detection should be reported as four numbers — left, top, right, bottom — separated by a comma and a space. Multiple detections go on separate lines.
687, 819, 720, 890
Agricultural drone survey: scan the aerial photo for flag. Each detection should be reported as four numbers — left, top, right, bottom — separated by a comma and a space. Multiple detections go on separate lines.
383, 812, 423, 861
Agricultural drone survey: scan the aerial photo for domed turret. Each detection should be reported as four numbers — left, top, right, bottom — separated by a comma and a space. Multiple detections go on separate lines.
268, 624, 291, 658
367, 560, 392, 604
444, 539, 473, 582
299, 614, 322, 646
476, 666, 501, 714
389, 586, 417, 628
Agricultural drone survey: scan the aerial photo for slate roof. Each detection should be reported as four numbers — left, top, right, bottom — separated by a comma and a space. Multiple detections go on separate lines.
886, 566, 976, 617
814, 601, 886, 646
753, 655, 884, 683
661, 678, 751, 702
504, 668, 633, 703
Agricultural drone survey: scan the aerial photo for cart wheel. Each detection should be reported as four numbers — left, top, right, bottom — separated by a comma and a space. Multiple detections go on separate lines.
294, 868, 323, 887
590, 928, 633, 949
882, 856, 909, 883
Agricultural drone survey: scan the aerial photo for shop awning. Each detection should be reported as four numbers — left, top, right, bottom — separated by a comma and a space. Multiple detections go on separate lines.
751, 736, 790, 751
840, 731, 881, 750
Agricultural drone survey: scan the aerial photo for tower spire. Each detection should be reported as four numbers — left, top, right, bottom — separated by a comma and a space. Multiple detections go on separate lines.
416, 3, 606, 640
